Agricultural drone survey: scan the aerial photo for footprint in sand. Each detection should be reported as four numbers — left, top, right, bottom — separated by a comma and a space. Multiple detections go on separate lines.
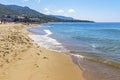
43, 57, 48, 59
36, 53, 40, 56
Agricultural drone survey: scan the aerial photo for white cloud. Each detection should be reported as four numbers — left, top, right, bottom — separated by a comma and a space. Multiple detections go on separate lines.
23, 0, 40, 3
56, 9, 65, 13
43, 8, 65, 15
44, 8, 49, 11
44, 8, 51, 14
68, 9, 75, 13
43, 8, 76, 16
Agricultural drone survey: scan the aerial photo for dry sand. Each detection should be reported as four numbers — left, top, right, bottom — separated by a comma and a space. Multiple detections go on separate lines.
0, 23, 84, 80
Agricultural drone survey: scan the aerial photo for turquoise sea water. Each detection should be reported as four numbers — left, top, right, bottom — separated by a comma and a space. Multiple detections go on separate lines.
28, 22, 120, 65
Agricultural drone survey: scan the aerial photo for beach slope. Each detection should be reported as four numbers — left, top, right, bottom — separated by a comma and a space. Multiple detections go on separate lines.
0, 23, 84, 80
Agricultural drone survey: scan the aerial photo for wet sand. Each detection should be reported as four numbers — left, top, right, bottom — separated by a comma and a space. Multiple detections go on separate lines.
70, 53, 120, 80
0, 23, 84, 80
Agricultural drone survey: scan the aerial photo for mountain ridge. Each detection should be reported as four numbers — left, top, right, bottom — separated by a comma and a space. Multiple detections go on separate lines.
0, 3, 94, 23
49, 15, 74, 20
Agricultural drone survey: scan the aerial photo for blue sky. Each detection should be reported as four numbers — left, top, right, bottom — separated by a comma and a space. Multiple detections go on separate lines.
0, 0, 120, 22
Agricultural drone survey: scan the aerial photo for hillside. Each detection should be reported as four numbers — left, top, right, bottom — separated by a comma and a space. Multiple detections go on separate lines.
49, 15, 74, 20
6, 5, 45, 17
0, 4, 19, 15
0, 3, 64, 22
0, 3, 94, 23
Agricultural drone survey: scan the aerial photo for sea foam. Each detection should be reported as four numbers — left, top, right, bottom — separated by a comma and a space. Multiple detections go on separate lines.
29, 29, 68, 52
44, 30, 52, 36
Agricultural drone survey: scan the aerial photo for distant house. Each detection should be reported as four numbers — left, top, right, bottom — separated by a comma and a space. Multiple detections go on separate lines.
0, 14, 3, 18
17, 16, 25, 22
0, 14, 5, 23
0, 14, 15, 23
30, 18, 40, 22
3, 18, 15, 22
0, 14, 4, 20
18, 16, 24, 20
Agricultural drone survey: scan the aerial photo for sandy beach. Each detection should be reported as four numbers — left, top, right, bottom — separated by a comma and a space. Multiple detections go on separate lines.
0, 23, 84, 80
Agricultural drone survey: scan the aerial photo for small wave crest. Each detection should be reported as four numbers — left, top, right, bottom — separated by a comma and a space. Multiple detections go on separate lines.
70, 52, 120, 68
70, 54, 85, 59
28, 29, 68, 53
85, 57, 120, 68
91, 44, 96, 48
44, 30, 52, 36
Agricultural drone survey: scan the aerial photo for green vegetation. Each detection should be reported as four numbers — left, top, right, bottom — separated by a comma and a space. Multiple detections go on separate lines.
0, 4, 19, 15
0, 3, 94, 23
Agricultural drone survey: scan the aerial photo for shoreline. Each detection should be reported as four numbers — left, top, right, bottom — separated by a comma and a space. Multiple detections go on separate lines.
28, 22, 120, 80
0, 23, 84, 80
28, 23, 120, 69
